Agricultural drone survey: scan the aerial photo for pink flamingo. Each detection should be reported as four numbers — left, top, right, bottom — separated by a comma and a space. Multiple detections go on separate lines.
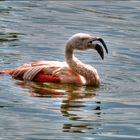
0, 33, 108, 87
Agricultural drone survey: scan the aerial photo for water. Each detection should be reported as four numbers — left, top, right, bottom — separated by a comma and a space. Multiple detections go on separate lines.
0, 1, 140, 139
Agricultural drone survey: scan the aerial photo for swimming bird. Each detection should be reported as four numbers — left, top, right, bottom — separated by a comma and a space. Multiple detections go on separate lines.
0, 33, 108, 87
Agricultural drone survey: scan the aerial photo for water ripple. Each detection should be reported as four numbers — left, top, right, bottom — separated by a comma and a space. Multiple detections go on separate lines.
0, 1, 140, 140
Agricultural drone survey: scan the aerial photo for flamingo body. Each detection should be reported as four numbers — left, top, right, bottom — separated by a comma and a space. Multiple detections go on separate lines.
1, 61, 85, 85
0, 33, 108, 86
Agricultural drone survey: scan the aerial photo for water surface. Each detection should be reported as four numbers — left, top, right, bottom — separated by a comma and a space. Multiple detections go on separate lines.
0, 1, 140, 140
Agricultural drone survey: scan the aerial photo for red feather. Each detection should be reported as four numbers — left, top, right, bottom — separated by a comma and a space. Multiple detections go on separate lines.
33, 73, 60, 83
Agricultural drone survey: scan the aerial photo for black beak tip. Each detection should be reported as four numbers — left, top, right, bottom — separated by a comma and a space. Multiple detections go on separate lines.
101, 55, 104, 60
95, 44, 104, 60
97, 38, 108, 54
106, 50, 108, 54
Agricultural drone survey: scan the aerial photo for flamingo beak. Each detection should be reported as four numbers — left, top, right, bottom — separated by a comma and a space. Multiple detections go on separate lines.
91, 37, 108, 59
97, 38, 108, 54
95, 44, 104, 59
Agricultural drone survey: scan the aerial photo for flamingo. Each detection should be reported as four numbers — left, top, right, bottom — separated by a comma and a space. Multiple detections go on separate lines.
0, 33, 108, 87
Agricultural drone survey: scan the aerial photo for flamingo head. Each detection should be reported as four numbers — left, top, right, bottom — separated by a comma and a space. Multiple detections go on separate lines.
67, 33, 108, 59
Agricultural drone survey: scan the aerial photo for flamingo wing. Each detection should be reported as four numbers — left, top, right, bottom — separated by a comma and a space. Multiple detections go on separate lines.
0, 61, 64, 83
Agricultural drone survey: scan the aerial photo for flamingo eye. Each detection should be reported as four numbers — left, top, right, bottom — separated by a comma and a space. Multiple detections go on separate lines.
88, 40, 93, 44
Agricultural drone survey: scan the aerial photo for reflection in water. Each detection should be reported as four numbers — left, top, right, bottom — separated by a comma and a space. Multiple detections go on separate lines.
0, 32, 20, 42
61, 100, 101, 133
16, 81, 102, 133
16, 81, 97, 98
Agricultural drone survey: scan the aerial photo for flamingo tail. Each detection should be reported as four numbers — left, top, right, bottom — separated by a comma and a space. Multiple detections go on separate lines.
0, 69, 14, 75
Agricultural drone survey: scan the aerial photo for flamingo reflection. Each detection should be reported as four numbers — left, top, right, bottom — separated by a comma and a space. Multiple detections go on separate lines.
16, 81, 102, 133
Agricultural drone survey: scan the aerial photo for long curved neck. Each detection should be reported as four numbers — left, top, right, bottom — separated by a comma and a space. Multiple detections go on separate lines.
65, 44, 100, 86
